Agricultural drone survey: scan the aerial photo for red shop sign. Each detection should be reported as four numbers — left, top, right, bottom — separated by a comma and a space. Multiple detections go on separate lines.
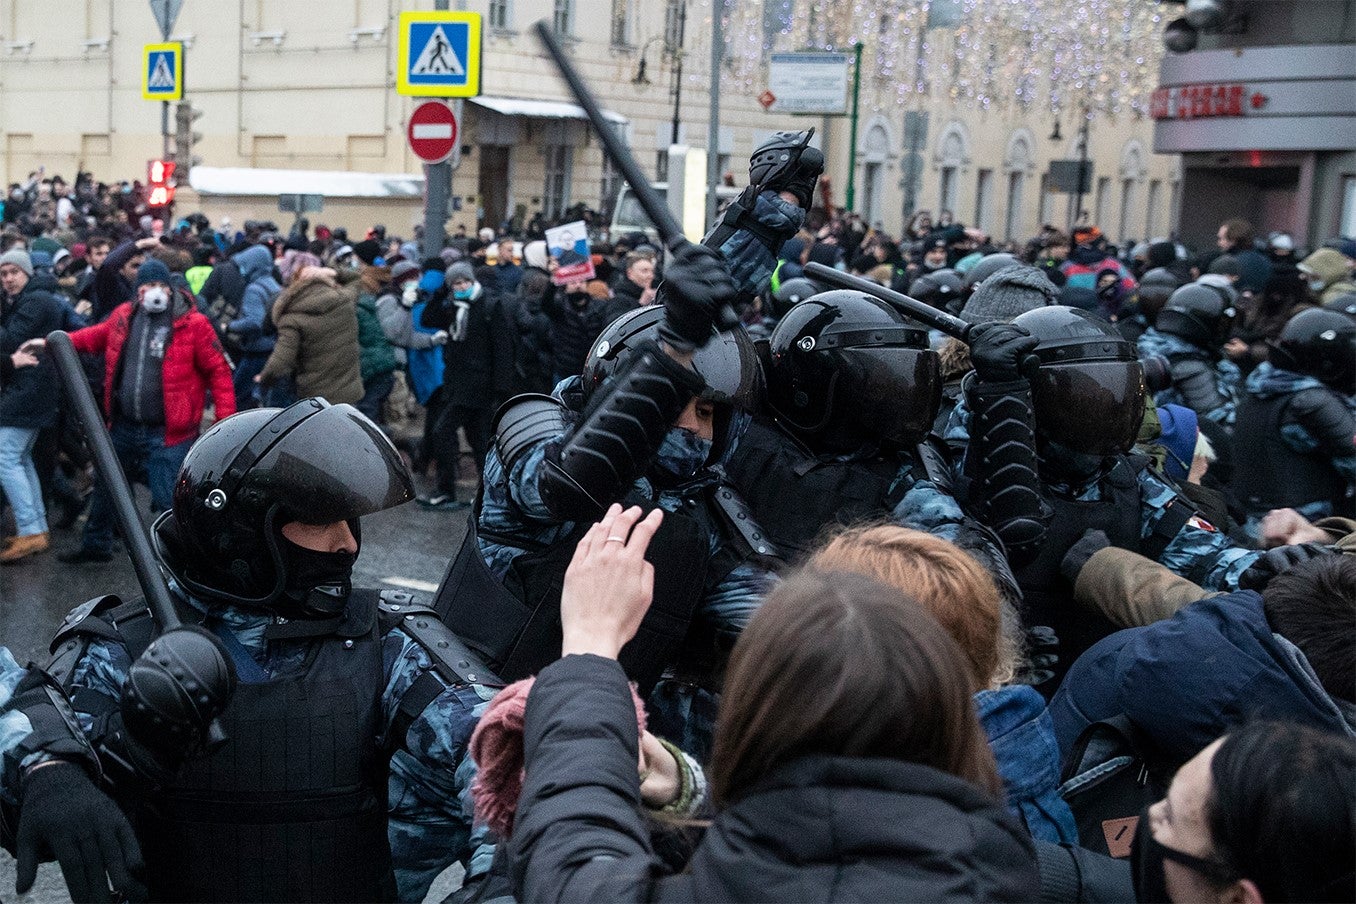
1149, 83, 1265, 120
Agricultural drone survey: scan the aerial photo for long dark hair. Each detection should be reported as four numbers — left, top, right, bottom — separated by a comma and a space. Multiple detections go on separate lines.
1208, 721, 1355, 903
708, 569, 1002, 809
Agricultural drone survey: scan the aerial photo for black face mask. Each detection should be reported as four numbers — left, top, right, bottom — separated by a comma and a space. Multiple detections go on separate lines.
1131, 809, 1237, 904
277, 531, 357, 619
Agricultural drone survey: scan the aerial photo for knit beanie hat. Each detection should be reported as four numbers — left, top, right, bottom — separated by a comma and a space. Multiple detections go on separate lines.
135, 257, 172, 287
1156, 404, 1198, 481
469, 676, 647, 840
961, 265, 1059, 324
389, 260, 421, 283
444, 261, 475, 284
0, 249, 34, 277
279, 251, 322, 285
352, 239, 382, 266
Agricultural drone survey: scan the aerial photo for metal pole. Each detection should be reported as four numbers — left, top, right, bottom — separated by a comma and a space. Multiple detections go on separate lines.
162, 101, 171, 159
423, 0, 452, 257
844, 42, 863, 213
670, 0, 687, 145
705, 0, 723, 226
1073, 107, 1089, 234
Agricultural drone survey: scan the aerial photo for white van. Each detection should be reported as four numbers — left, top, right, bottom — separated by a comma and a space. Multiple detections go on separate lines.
609, 182, 744, 243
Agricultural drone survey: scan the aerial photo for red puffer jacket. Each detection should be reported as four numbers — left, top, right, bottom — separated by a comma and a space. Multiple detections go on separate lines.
70, 298, 237, 447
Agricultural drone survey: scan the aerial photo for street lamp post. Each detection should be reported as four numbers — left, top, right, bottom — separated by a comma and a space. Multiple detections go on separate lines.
670, 0, 688, 145
1072, 106, 1090, 235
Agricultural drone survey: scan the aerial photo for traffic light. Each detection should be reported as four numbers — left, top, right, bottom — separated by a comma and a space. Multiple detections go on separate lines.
147, 159, 176, 208
172, 101, 203, 176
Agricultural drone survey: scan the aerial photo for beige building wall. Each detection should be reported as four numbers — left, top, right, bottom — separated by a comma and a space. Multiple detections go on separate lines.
0, 0, 1177, 244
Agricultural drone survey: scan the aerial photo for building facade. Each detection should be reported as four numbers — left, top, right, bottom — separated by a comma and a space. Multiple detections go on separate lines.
1150, 0, 1356, 249
1, 0, 1176, 245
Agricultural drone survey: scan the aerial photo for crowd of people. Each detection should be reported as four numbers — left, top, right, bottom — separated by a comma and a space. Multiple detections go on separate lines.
0, 132, 1353, 904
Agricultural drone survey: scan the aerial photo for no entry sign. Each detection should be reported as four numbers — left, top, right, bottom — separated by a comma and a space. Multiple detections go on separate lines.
407, 101, 458, 164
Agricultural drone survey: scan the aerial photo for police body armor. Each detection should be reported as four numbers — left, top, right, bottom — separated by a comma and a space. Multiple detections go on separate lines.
1232, 391, 1354, 516
136, 590, 395, 903
723, 416, 905, 557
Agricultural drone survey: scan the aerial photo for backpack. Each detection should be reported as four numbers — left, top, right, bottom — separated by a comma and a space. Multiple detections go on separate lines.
1057, 715, 1169, 859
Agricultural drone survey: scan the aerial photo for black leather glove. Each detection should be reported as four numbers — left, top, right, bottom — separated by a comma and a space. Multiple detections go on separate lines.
16, 761, 145, 903
968, 322, 1039, 383
657, 240, 738, 352
1061, 529, 1112, 584
1239, 543, 1334, 592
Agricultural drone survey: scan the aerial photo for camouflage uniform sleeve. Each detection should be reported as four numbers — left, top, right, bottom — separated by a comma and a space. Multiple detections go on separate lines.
0, 648, 41, 802
382, 629, 497, 903
698, 561, 777, 647
1138, 470, 1261, 591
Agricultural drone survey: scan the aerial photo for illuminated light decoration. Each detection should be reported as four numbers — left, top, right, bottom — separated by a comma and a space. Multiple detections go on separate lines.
687, 0, 1165, 123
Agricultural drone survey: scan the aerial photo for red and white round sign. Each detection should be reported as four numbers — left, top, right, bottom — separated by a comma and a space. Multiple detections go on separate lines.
407, 101, 458, 164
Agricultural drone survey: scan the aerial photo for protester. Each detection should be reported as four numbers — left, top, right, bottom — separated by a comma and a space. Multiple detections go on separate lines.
226, 243, 281, 408
256, 260, 363, 406
505, 505, 1040, 903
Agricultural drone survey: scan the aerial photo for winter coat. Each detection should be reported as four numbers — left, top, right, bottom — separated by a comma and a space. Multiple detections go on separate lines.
509, 653, 1040, 904
510, 267, 557, 394
406, 270, 446, 405
68, 297, 237, 446
1300, 248, 1356, 304
0, 272, 66, 429
1061, 248, 1136, 295
542, 287, 621, 381
258, 274, 363, 404
375, 291, 438, 368
198, 259, 245, 329
355, 291, 397, 383
976, 685, 1079, 845
611, 274, 647, 309
1227, 246, 1274, 295
1049, 590, 1356, 770
1232, 294, 1317, 372
1137, 327, 1241, 428
418, 282, 515, 409
228, 245, 281, 355
90, 239, 140, 323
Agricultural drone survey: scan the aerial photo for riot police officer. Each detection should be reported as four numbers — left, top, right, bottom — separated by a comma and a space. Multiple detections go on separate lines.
0, 400, 500, 903
434, 240, 777, 758
1136, 283, 1242, 430
944, 306, 1262, 687
1232, 307, 1356, 532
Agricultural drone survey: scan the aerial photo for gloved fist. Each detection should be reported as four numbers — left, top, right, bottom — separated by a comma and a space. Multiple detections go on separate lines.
1060, 529, 1112, 585
16, 760, 145, 903
430, 329, 450, 346
968, 322, 1039, 383
1238, 543, 1334, 591
657, 240, 738, 352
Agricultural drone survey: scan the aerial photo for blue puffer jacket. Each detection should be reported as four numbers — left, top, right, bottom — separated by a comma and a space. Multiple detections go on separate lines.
228, 245, 280, 354
1049, 590, 1356, 768
976, 685, 1079, 844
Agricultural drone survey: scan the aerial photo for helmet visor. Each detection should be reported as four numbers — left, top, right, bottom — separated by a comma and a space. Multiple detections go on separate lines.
248, 404, 415, 524
1032, 361, 1146, 456
841, 347, 943, 446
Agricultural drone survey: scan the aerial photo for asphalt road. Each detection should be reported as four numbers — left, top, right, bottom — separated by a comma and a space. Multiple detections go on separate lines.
0, 483, 475, 903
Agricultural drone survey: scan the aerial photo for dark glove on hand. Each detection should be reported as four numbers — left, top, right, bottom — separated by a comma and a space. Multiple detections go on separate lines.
968, 322, 1039, 383
1061, 529, 1112, 584
16, 761, 145, 903
1238, 543, 1333, 592
657, 240, 738, 351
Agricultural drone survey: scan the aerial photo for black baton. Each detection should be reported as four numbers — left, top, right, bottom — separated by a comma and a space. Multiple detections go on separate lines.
804, 263, 972, 341
533, 20, 738, 330
46, 330, 184, 631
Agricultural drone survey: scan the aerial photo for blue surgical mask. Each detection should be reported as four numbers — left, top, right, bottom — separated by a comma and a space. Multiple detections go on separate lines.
653, 426, 713, 483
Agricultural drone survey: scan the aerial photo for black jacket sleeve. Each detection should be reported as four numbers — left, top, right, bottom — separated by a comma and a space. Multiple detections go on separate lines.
418, 285, 454, 331
1171, 358, 1231, 422
509, 654, 662, 904
93, 241, 140, 322
1288, 387, 1356, 459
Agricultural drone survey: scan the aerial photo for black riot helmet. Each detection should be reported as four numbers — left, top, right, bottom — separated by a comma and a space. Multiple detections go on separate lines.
1270, 308, 1356, 393
773, 276, 823, 311
155, 399, 414, 615
749, 128, 825, 208
767, 290, 941, 455
909, 269, 964, 311
1158, 283, 1238, 348
1324, 291, 1356, 320
1135, 267, 1184, 323
963, 252, 1023, 292
582, 306, 764, 457
1012, 305, 1147, 457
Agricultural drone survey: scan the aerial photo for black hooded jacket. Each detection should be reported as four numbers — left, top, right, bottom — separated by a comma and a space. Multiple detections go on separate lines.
509, 654, 1040, 904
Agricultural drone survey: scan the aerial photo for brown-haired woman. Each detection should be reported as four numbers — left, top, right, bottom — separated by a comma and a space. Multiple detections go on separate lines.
505, 504, 1039, 903
808, 524, 1079, 845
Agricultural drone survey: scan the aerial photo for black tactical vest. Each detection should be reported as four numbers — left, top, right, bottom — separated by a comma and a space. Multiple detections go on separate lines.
1233, 392, 1353, 516
1015, 457, 1144, 694
722, 417, 902, 558
135, 592, 396, 903
435, 498, 709, 695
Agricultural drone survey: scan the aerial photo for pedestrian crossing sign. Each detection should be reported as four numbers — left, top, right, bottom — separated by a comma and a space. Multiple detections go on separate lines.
142, 42, 183, 101
397, 11, 481, 97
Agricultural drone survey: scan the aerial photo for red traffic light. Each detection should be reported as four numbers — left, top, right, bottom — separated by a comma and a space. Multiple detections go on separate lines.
148, 159, 176, 185
147, 185, 175, 206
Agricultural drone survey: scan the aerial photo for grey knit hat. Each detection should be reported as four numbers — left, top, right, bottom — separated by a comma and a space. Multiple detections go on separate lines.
444, 261, 476, 284
0, 249, 34, 277
960, 265, 1059, 325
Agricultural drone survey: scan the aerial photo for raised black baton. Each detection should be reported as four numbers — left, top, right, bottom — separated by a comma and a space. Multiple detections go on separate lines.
804, 262, 972, 340
533, 19, 738, 329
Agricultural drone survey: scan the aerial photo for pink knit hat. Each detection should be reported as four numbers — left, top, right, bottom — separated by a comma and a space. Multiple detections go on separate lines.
470, 676, 647, 839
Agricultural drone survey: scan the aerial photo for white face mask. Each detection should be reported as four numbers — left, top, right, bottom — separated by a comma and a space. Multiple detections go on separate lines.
401, 281, 419, 308
141, 286, 170, 313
